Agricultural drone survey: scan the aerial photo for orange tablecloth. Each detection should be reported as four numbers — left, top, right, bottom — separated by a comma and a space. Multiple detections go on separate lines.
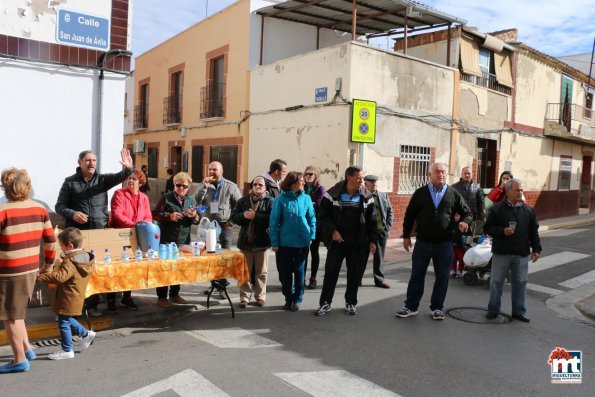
86, 250, 248, 297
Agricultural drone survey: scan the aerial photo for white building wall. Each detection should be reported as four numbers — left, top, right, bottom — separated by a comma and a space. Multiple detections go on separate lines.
249, 43, 456, 191
0, 60, 127, 209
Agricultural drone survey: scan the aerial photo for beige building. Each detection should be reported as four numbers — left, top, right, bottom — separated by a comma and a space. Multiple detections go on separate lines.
400, 26, 595, 220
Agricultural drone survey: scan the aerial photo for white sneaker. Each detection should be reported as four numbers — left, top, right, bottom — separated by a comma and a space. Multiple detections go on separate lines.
80, 330, 96, 350
48, 349, 75, 360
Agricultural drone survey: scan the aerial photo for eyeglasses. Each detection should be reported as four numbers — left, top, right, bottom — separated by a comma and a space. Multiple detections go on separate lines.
175, 184, 189, 189
304, 173, 314, 176
252, 183, 265, 187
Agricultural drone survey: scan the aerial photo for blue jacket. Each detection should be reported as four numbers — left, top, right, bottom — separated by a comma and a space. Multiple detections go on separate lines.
269, 190, 316, 248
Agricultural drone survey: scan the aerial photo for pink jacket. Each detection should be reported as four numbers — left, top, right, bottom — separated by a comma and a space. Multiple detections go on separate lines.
109, 188, 152, 228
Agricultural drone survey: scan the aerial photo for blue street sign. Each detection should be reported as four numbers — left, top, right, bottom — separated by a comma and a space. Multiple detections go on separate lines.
315, 87, 327, 103
56, 9, 110, 51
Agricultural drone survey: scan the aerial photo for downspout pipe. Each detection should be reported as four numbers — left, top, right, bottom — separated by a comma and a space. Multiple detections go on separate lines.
96, 49, 132, 172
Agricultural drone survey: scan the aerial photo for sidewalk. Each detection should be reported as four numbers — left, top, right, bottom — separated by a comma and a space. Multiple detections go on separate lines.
2, 212, 594, 345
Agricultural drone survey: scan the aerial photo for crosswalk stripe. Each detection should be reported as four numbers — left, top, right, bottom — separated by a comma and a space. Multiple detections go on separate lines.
121, 369, 229, 397
185, 328, 282, 348
526, 283, 564, 296
558, 270, 595, 289
528, 251, 590, 274
275, 370, 401, 397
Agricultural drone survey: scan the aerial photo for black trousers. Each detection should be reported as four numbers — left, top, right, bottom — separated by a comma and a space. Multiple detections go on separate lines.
319, 241, 367, 306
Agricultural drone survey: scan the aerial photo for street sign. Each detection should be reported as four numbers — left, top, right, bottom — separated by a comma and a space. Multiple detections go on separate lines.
315, 87, 328, 102
56, 8, 110, 51
351, 99, 376, 143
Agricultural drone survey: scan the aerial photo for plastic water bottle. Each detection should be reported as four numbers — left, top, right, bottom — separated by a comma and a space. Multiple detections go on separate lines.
172, 242, 180, 259
103, 248, 111, 263
121, 247, 130, 262
166, 243, 173, 260
215, 243, 222, 255
135, 246, 143, 262
159, 244, 167, 260
146, 246, 155, 261
192, 241, 200, 256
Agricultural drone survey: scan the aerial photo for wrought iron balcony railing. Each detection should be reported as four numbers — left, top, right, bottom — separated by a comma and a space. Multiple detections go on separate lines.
200, 83, 225, 119
461, 70, 512, 95
163, 94, 182, 125
134, 102, 148, 129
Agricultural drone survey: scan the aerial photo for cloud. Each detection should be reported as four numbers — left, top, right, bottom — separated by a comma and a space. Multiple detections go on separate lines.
425, 0, 595, 56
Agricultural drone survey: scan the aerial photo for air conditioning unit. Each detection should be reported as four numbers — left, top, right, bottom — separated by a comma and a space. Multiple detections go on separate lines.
133, 140, 146, 154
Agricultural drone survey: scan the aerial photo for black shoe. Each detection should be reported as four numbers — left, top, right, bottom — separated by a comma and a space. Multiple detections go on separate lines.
283, 302, 292, 311
107, 304, 118, 314
512, 314, 530, 323
308, 278, 317, 289
291, 302, 300, 312
121, 298, 138, 310
485, 312, 498, 320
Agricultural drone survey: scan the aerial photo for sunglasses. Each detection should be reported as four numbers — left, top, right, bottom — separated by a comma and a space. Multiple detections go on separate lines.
252, 183, 265, 187
175, 184, 189, 189
304, 173, 314, 176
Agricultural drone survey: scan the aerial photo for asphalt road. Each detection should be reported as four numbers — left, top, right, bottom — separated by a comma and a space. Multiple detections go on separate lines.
2, 225, 594, 396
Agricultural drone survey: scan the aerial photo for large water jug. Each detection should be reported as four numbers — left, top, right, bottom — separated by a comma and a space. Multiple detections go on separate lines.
136, 221, 161, 253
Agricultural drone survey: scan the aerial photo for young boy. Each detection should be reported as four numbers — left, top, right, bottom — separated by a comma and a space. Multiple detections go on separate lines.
37, 227, 96, 360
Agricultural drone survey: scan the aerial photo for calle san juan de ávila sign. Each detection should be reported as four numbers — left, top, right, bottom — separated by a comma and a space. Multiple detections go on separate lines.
351, 99, 376, 143
56, 9, 110, 51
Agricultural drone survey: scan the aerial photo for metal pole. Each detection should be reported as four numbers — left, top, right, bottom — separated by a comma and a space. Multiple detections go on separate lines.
586, 35, 595, 92
352, 0, 357, 41
205, 0, 209, 18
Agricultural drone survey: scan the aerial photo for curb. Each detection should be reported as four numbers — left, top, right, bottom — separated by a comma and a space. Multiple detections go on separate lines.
575, 296, 595, 323
0, 299, 201, 346
539, 217, 595, 231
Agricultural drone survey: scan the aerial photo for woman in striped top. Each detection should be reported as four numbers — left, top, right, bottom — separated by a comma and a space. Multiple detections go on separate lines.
0, 168, 57, 374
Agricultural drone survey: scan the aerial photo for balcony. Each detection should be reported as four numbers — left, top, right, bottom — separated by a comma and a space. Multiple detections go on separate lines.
200, 83, 225, 119
163, 94, 182, 125
461, 70, 512, 95
545, 102, 595, 142
134, 103, 148, 129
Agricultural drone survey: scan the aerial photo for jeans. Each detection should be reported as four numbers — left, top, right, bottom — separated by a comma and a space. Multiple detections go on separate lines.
276, 246, 309, 304
404, 240, 453, 312
488, 253, 529, 316
57, 315, 88, 352
319, 241, 367, 306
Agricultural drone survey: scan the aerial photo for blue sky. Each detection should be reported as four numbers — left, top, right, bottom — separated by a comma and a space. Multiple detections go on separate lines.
131, 0, 595, 60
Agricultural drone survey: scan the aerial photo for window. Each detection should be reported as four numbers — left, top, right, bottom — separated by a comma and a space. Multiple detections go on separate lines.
210, 145, 238, 184
135, 83, 149, 129
201, 46, 228, 119
191, 146, 204, 182
164, 69, 183, 124
398, 145, 431, 194
479, 48, 490, 74
584, 92, 593, 120
558, 157, 572, 190
147, 147, 158, 178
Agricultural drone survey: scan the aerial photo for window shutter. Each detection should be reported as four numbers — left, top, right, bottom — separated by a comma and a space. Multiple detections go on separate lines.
494, 51, 513, 88
460, 35, 482, 77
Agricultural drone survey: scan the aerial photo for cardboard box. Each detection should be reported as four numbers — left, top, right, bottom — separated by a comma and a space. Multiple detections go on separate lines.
55, 227, 138, 259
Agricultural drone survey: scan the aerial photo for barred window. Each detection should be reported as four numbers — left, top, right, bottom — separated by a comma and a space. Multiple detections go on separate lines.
398, 145, 431, 194
558, 156, 572, 191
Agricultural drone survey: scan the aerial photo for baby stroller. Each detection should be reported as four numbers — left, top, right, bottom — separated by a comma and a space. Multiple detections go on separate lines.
462, 237, 492, 286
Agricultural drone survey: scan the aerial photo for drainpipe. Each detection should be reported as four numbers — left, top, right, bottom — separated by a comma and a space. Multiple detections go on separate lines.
96, 49, 132, 172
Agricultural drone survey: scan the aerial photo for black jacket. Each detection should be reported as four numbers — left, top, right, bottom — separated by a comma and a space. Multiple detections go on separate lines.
318, 181, 379, 248
231, 194, 274, 251
152, 192, 198, 245
484, 201, 542, 256
451, 179, 485, 221
55, 167, 132, 229
403, 185, 473, 243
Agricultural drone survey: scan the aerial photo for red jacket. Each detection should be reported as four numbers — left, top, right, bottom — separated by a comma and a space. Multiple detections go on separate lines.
109, 188, 152, 228
486, 186, 506, 204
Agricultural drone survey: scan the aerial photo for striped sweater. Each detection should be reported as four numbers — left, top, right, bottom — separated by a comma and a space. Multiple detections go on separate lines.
0, 200, 57, 277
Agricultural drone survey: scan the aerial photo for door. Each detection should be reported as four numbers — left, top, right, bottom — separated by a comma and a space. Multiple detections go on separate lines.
580, 155, 592, 208
169, 146, 182, 174
476, 138, 497, 188
210, 145, 238, 184
561, 76, 573, 132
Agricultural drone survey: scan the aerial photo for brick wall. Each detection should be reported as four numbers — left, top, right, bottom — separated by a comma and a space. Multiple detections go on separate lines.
524, 190, 579, 220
